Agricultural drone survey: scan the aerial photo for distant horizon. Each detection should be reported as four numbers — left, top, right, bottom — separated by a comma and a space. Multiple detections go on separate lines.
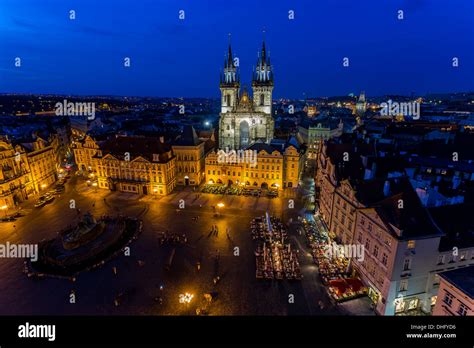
1, 90, 474, 101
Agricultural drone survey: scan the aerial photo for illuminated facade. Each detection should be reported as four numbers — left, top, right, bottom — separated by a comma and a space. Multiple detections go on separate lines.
218, 38, 274, 149
72, 135, 100, 173
21, 136, 58, 194
0, 138, 34, 209
205, 140, 302, 189
92, 136, 176, 196
172, 126, 206, 186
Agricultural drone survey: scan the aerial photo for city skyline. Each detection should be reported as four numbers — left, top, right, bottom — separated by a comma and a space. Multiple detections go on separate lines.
1, 0, 474, 98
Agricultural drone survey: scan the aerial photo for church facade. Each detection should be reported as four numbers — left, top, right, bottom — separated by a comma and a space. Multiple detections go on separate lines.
218, 39, 274, 150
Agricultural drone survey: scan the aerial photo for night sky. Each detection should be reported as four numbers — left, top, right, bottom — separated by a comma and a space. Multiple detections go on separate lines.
0, 0, 473, 98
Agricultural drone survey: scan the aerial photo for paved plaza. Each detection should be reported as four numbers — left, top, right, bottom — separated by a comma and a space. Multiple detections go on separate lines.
0, 175, 346, 315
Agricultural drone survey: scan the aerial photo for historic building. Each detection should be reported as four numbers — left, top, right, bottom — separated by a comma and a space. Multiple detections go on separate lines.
205, 138, 302, 190
20, 136, 59, 194
172, 126, 207, 186
218, 39, 274, 149
0, 138, 34, 209
0, 134, 61, 211
72, 135, 100, 173
315, 138, 474, 315
433, 266, 474, 316
92, 136, 176, 196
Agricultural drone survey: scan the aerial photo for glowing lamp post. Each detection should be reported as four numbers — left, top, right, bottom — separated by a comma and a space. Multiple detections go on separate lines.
92, 182, 98, 192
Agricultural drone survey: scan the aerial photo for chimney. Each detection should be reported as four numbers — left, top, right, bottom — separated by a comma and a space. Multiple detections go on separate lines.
383, 180, 390, 197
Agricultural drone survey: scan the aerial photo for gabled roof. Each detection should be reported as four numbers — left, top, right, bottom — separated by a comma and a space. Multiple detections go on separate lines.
174, 125, 202, 146
372, 184, 442, 240
439, 266, 474, 299
98, 136, 173, 163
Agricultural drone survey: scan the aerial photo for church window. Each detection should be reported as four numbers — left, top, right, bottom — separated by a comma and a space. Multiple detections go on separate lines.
259, 94, 264, 106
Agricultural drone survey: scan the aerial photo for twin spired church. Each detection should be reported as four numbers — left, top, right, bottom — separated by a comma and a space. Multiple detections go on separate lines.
218, 38, 275, 150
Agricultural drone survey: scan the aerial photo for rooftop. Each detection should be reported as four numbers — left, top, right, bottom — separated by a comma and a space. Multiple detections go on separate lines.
439, 266, 474, 299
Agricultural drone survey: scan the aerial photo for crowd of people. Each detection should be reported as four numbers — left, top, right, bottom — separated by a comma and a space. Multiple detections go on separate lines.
252, 215, 301, 280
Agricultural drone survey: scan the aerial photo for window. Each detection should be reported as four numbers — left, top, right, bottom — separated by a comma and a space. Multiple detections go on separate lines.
407, 240, 416, 249
399, 279, 408, 291
403, 258, 411, 271
458, 303, 469, 316
437, 255, 445, 265
407, 298, 418, 310
443, 291, 454, 307
382, 253, 388, 266
373, 245, 379, 257
395, 298, 405, 313
433, 274, 440, 286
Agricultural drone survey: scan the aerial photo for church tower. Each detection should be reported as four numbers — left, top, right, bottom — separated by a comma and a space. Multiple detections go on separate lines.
220, 35, 240, 114
218, 34, 275, 150
252, 36, 274, 115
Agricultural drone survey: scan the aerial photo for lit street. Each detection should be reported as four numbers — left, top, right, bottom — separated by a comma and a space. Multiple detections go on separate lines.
0, 175, 339, 315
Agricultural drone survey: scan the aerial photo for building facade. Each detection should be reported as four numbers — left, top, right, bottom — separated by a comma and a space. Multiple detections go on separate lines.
172, 126, 206, 186
433, 266, 474, 316
20, 136, 58, 195
92, 136, 176, 196
315, 138, 474, 315
205, 140, 302, 190
0, 138, 34, 209
218, 39, 274, 150
72, 135, 100, 173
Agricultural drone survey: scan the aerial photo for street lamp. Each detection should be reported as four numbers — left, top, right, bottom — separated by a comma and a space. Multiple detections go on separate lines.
217, 202, 224, 208
179, 292, 194, 305
92, 182, 98, 192
1, 205, 7, 217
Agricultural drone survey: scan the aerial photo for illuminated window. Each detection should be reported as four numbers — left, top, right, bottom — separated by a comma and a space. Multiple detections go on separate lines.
395, 298, 405, 313
407, 240, 416, 249
407, 298, 418, 310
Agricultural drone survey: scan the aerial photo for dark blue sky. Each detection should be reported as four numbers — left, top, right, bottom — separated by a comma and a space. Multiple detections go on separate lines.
0, 0, 473, 98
